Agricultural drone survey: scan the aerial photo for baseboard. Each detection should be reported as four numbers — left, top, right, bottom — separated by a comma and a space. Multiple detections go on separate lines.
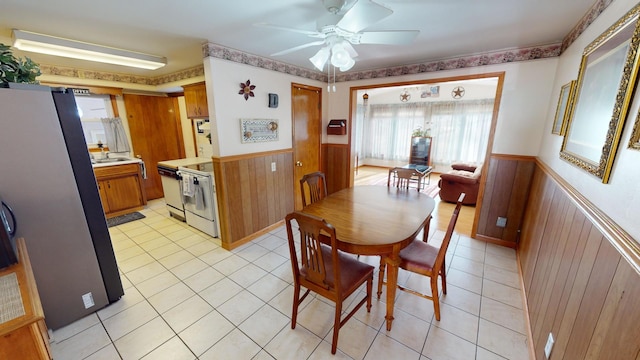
517, 250, 537, 360
222, 220, 284, 250
474, 234, 517, 249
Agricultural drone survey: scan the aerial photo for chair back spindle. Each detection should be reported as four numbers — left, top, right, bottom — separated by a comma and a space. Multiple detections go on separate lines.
300, 172, 328, 207
388, 167, 414, 189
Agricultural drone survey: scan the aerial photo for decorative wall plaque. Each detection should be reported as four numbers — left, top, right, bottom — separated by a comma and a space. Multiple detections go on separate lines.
240, 119, 279, 143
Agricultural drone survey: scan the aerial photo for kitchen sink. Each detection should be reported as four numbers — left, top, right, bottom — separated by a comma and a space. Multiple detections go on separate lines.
92, 157, 130, 164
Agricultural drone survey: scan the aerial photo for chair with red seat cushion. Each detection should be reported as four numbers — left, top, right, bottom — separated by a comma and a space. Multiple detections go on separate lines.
285, 211, 374, 354
377, 193, 465, 321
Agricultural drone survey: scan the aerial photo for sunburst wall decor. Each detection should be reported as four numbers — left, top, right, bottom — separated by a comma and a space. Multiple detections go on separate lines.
239, 79, 255, 100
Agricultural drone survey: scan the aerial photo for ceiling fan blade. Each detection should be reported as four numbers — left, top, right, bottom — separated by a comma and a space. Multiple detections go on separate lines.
337, 0, 393, 33
357, 30, 419, 45
254, 23, 325, 38
271, 40, 327, 56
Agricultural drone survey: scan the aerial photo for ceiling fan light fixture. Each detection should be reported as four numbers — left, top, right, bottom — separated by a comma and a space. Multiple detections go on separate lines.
309, 46, 330, 71
330, 42, 352, 68
339, 56, 355, 71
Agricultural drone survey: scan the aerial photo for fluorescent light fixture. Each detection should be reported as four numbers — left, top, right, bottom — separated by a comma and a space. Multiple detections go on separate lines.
12, 29, 166, 70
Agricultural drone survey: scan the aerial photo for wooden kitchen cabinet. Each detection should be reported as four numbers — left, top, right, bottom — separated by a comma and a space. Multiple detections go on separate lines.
0, 238, 52, 360
94, 163, 147, 218
183, 82, 209, 118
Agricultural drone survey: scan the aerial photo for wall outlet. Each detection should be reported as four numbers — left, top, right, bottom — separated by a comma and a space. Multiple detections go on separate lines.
82, 292, 95, 309
496, 216, 507, 227
544, 332, 554, 359
271, 162, 276, 172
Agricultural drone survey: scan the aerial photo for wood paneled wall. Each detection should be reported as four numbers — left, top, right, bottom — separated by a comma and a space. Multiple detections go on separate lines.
322, 143, 350, 194
519, 161, 640, 359
475, 154, 536, 247
212, 150, 294, 249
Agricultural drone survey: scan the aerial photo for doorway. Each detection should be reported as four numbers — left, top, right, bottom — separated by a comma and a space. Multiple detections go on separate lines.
292, 83, 322, 210
349, 72, 505, 236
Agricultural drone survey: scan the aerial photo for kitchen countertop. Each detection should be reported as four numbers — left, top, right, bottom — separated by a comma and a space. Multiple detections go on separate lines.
157, 157, 212, 170
91, 158, 142, 168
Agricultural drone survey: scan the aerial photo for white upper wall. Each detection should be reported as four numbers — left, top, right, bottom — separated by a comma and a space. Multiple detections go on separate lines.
357, 81, 498, 105
203, 57, 324, 157
538, 0, 640, 240
326, 59, 559, 156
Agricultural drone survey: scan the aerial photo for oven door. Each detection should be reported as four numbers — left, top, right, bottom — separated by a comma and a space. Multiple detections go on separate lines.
181, 172, 214, 220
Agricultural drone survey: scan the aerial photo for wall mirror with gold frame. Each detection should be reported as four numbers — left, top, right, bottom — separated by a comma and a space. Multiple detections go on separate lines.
560, 4, 640, 183
551, 80, 575, 136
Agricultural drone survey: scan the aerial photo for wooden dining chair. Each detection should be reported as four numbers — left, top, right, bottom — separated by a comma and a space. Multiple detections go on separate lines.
300, 171, 328, 207
387, 167, 414, 189
285, 211, 374, 354
377, 193, 465, 321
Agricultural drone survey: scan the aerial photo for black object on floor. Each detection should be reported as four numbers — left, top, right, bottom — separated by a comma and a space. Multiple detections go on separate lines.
107, 212, 146, 227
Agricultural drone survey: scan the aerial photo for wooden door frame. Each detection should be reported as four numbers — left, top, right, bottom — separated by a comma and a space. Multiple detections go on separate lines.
291, 83, 323, 210
347, 72, 505, 238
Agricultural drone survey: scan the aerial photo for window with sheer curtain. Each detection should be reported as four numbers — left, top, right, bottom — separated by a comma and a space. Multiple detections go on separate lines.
357, 99, 493, 165
429, 99, 493, 166
359, 103, 427, 161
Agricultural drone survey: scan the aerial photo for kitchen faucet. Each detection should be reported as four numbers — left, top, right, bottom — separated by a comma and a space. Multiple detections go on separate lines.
97, 141, 109, 159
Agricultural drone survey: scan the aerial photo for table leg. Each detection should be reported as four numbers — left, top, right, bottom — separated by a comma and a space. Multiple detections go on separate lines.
384, 250, 401, 331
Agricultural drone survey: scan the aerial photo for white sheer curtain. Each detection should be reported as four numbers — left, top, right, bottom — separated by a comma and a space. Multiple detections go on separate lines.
430, 99, 493, 166
100, 117, 131, 153
355, 99, 493, 166
360, 103, 427, 161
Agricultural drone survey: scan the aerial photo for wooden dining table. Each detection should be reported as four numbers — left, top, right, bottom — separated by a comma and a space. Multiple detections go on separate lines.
301, 185, 435, 331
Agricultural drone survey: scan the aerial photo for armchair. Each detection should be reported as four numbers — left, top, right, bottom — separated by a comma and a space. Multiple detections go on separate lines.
438, 163, 481, 205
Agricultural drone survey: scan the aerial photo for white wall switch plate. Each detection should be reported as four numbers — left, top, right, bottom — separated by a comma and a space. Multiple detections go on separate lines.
544, 332, 554, 359
82, 292, 95, 309
271, 162, 276, 172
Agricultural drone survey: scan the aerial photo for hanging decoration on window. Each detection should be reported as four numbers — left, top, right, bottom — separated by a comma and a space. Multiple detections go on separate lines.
400, 89, 411, 102
451, 86, 465, 99
239, 79, 256, 100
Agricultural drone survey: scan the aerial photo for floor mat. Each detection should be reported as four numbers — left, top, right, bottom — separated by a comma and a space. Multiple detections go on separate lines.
107, 212, 146, 227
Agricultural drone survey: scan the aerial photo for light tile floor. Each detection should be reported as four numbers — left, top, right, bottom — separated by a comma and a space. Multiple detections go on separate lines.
50, 199, 531, 359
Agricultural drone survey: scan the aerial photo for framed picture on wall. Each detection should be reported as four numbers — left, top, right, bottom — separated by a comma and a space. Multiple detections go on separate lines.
560, 4, 640, 183
551, 81, 575, 135
240, 119, 279, 143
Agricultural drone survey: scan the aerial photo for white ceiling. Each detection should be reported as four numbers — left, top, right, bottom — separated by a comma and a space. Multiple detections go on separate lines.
0, 0, 597, 77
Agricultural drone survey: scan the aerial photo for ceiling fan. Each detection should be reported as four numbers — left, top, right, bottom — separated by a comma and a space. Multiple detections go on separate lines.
256, 0, 419, 72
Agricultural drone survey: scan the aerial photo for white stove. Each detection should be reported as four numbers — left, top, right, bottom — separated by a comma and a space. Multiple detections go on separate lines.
157, 157, 213, 222
178, 166, 219, 238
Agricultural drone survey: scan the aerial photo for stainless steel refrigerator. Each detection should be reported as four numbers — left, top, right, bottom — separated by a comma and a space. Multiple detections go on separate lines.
0, 85, 123, 330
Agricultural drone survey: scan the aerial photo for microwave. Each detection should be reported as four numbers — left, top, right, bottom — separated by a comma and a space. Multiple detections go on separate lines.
0, 195, 18, 269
